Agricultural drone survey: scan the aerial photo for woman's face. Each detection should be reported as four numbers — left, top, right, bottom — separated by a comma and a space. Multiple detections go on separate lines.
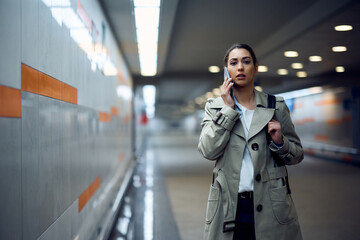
227, 48, 258, 88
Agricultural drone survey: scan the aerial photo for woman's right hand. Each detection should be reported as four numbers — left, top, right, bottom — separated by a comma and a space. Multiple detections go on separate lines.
221, 77, 234, 108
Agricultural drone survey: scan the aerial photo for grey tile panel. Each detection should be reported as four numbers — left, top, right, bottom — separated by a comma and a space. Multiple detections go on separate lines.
22, 91, 40, 240
0, 118, 22, 240
0, 0, 21, 89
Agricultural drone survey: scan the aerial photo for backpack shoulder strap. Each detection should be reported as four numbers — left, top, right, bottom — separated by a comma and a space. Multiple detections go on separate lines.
267, 94, 276, 109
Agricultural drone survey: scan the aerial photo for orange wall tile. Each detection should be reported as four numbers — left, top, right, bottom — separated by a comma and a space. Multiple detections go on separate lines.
314, 135, 328, 141
315, 98, 341, 106
326, 119, 343, 125
294, 102, 303, 109
38, 73, 62, 100
21, 63, 77, 104
99, 111, 111, 122
78, 177, 101, 212
111, 106, 119, 116
0, 85, 22, 118
21, 64, 39, 94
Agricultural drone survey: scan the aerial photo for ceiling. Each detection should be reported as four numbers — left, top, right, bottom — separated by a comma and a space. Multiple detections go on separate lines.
99, 0, 360, 119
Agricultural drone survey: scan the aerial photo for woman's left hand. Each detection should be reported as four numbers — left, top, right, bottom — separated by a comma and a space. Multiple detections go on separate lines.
268, 119, 284, 145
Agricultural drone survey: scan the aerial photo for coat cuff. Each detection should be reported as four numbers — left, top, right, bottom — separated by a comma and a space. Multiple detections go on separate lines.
212, 105, 239, 131
269, 135, 289, 156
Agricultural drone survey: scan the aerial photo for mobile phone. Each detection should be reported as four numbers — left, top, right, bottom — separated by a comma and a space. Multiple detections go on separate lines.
224, 67, 231, 81
224, 67, 233, 96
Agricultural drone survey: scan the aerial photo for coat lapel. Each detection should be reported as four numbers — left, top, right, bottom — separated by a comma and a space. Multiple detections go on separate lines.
247, 90, 275, 141
248, 107, 274, 140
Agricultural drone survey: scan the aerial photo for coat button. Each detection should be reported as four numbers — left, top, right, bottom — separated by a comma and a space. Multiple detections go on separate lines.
255, 173, 261, 182
256, 204, 263, 212
251, 143, 259, 151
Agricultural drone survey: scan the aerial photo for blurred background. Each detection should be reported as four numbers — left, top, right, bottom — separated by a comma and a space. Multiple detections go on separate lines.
0, 0, 360, 239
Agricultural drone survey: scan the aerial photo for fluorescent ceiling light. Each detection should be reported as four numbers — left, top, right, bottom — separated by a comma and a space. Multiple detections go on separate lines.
335, 66, 345, 72
296, 71, 307, 78
277, 69, 288, 75
134, 8, 160, 29
291, 63, 303, 69
208, 66, 220, 73
136, 28, 159, 44
258, 65, 268, 72
134, 0, 161, 7
284, 51, 298, 57
134, 2, 160, 76
309, 56, 322, 62
332, 46, 347, 52
334, 25, 353, 31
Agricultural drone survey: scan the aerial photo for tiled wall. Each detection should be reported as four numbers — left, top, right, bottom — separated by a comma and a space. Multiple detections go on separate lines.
290, 87, 359, 163
0, 0, 134, 239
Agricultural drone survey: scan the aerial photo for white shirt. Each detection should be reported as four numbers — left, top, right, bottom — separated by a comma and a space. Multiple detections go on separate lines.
234, 97, 255, 193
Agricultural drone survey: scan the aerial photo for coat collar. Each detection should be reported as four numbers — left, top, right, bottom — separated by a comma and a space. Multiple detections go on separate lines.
208, 90, 275, 140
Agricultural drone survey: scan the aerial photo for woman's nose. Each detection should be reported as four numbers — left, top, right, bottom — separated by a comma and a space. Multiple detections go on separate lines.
237, 62, 244, 70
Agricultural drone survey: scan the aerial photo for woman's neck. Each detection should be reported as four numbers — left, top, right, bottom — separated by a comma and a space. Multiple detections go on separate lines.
233, 86, 256, 110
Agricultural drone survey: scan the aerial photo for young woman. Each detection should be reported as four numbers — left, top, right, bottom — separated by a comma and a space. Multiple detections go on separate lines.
198, 43, 304, 240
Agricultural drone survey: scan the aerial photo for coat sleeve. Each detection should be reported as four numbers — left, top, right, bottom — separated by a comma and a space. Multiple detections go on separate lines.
269, 98, 304, 165
198, 99, 240, 160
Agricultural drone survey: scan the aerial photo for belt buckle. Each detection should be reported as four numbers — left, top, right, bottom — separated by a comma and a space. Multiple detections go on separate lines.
239, 191, 252, 199
223, 220, 235, 232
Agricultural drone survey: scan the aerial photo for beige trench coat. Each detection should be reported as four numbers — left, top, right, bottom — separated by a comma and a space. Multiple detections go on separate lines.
198, 90, 304, 240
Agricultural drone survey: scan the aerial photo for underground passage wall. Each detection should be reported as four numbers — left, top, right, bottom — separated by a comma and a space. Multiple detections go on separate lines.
0, 0, 134, 239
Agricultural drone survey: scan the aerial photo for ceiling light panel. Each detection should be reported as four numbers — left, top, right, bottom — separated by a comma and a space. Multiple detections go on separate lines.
284, 51, 299, 57
335, 66, 345, 72
296, 71, 307, 78
208, 66, 220, 73
291, 63, 303, 69
277, 69, 288, 75
332, 46, 347, 52
309, 56, 322, 62
258, 65, 268, 72
334, 25, 353, 31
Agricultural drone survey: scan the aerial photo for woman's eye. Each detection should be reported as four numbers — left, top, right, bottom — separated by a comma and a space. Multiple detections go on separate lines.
230, 62, 237, 66
243, 60, 251, 65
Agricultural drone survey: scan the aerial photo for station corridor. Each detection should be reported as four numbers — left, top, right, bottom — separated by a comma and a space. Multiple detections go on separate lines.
109, 131, 360, 240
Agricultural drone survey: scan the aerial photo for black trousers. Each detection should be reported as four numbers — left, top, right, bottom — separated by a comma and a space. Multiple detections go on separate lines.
233, 193, 256, 240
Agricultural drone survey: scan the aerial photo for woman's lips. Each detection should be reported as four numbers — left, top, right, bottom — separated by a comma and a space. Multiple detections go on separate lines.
236, 74, 246, 79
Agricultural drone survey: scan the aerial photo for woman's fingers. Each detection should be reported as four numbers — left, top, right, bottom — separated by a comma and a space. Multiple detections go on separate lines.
222, 77, 233, 94
221, 77, 234, 108
268, 119, 283, 145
